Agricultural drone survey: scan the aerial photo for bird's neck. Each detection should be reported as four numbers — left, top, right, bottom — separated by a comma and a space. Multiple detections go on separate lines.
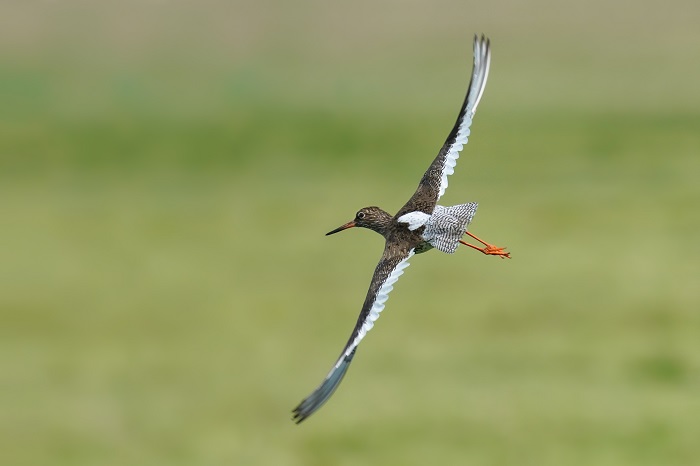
365, 208, 394, 238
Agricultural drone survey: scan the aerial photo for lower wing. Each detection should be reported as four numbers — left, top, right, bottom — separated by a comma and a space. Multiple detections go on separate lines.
292, 246, 415, 423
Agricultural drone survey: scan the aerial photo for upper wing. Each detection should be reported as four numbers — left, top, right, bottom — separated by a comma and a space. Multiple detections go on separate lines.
292, 244, 415, 423
396, 35, 491, 217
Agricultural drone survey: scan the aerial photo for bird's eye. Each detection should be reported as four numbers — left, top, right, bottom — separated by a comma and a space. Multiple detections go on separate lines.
357, 211, 366, 219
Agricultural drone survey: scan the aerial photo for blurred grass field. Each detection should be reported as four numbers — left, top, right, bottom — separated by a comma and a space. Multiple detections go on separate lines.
2, 1, 700, 465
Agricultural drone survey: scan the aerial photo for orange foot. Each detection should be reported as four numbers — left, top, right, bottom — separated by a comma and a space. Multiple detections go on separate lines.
459, 231, 511, 259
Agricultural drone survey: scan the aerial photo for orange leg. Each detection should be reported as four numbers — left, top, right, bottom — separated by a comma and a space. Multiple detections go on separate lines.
459, 231, 511, 259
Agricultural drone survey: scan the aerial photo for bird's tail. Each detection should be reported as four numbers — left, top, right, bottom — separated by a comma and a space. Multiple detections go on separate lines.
427, 203, 479, 254
449, 202, 479, 231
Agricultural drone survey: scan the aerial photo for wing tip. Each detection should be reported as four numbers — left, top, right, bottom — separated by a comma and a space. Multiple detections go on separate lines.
467, 33, 491, 117
291, 348, 357, 424
473, 33, 491, 52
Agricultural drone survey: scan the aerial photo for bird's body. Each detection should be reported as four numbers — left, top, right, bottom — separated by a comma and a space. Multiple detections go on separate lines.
293, 35, 509, 424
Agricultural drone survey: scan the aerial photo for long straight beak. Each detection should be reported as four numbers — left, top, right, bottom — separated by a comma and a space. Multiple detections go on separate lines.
326, 221, 356, 236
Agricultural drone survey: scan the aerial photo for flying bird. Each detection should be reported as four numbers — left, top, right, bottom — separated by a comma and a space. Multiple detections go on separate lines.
293, 35, 509, 424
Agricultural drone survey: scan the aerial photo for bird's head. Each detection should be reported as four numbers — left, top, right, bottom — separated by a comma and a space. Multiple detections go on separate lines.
326, 206, 393, 236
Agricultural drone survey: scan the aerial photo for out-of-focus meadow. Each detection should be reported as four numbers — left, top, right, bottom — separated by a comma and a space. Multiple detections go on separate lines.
2, 1, 700, 465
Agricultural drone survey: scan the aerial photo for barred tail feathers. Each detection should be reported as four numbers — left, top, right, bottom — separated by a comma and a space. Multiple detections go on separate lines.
424, 203, 478, 254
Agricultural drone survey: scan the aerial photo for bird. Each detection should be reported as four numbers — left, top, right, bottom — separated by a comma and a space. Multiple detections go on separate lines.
292, 35, 509, 424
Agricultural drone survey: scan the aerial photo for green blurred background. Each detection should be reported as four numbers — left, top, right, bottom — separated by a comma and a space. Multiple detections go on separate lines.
2, 1, 699, 465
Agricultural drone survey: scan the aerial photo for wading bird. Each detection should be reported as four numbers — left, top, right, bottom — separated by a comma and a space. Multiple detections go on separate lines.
293, 35, 509, 424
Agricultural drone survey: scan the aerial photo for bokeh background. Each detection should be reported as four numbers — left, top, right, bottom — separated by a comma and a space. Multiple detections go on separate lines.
2, 1, 699, 465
